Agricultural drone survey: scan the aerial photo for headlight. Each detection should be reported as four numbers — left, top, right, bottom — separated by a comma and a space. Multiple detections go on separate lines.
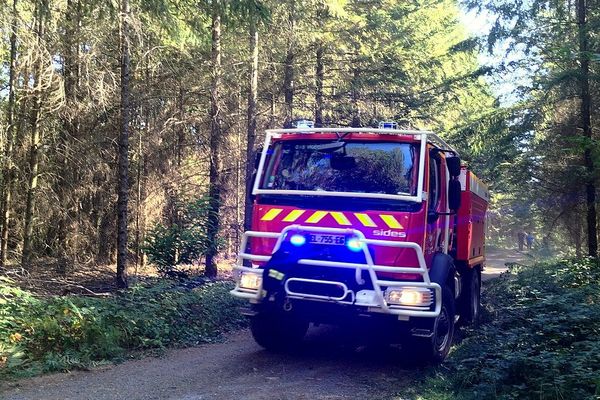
239, 272, 263, 290
346, 237, 363, 252
385, 287, 433, 307
289, 234, 306, 246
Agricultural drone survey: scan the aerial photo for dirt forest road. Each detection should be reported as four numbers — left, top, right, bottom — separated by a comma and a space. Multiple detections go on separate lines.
1, 248, 529, 400
482, 247, 531, 280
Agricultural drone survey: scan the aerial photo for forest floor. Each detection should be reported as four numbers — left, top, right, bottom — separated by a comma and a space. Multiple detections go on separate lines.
2, 257, 236, 296
0, 248, 529, 400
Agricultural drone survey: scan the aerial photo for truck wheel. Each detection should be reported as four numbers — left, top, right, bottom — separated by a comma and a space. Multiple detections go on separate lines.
250, 312, 309, 351
461, 266, 481, 325
404, 285, 455, 364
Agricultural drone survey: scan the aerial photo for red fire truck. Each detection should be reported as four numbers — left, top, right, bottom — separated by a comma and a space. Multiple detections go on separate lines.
231, 122, 489, 363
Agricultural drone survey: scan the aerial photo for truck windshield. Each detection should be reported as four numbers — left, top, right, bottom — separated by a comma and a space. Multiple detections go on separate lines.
259, 141, 417, 196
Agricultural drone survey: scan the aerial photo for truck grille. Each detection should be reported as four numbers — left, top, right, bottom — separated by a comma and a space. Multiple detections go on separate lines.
286, 279, 347, 299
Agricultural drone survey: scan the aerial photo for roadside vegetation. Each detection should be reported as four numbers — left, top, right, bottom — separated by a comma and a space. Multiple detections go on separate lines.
0, 279, 246, 378
402, 257, 600, 400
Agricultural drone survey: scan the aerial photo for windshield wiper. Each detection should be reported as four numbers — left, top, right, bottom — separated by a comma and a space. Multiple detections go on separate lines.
310, 132, 352, 154
311, 142, 346, 152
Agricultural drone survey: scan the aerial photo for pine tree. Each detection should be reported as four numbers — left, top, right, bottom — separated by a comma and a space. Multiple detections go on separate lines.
117, 0, 132, 288
205, 0, 223, 278
0, 0, 19, 268
22, 0, 49, 267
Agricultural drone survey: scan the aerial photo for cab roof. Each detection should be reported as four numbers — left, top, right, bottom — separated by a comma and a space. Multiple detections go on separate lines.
266, 128, 458, 155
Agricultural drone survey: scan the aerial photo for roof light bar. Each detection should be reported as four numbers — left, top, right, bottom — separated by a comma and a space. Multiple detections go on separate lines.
290, 119, 315, 129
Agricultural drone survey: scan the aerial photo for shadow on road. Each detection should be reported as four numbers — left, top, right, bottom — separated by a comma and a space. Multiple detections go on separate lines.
237, 323, 419, 369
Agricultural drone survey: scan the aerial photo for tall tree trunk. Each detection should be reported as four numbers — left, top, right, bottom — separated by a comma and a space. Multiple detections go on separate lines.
315, 44, 324, 127
351, 68, 361, 127
116, 0, 131, 288
136, 97, 149, 272
54, 0, 80, 264
205, 2, 222, 278
235, 88, 242, 252
577, 0, 597, 256
0, 0, 19, 268
283, 0, 295, 126
244, 14, 259, 233
22, 0, 47, 267
177, 83, 185, 167
134, 107, 143, 275
136, 50, 151, 272
283, 51, 294, 125
269, 91, 276, 128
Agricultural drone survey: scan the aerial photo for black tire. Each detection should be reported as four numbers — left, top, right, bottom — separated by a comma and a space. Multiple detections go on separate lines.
250, 312, 309, 351
461, 266, 481, 325
404, 285, 455, 364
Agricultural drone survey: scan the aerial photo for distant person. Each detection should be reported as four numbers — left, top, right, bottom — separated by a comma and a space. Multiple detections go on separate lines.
526, 233, 534, 249
517, 230, 526, 251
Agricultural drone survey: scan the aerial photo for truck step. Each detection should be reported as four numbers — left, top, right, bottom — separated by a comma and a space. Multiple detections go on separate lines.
410, 328, 433, 338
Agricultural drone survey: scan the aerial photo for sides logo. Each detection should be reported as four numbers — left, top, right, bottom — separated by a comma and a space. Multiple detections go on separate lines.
373, 229, 406, 238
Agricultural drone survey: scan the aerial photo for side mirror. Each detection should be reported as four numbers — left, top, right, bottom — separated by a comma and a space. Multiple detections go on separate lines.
254, 148, 263, 170
449, 179, 462, 211
446, 156, 461, 177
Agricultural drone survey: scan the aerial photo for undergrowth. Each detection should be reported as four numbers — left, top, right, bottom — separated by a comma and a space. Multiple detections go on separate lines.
404, 257, 600, 400
0, 279, 246, 378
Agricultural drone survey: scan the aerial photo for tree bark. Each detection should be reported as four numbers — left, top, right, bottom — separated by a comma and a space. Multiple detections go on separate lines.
134, 105, 144, 274
577, 0, 597, 257
0, 0, 19, 268
244, 13, 259, 232
283, 51, 294, 125
315, 44, 324, 127
116, 0, 131, 288
351, 68, 361, 127
54, 0, 80, 263
22, 0, 47, 268
205, 2, 222, 278
177, 83, 185, 167
283, 0, 295, 126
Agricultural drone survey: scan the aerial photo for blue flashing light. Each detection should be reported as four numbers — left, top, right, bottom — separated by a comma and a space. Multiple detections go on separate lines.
346, 237, 363, 252
378, 121, 398, 129
290, 234, 306, 246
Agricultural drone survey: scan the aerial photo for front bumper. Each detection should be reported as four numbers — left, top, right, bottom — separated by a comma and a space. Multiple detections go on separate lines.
231, 225, 441, 318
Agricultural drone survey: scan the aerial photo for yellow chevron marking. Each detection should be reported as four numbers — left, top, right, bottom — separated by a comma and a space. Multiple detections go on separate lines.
261, 208, 283, 221
330, 212, 351, 226
354, 213, 377, 227
305, 211, 328, 224
282, 209, 306, 222
380, 214, 403, 229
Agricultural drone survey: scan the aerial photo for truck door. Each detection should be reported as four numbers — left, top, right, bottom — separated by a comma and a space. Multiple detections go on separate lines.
425, 151, 444, 260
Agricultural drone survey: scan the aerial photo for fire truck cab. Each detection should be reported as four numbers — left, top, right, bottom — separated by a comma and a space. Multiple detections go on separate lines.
231, 122, 489, 363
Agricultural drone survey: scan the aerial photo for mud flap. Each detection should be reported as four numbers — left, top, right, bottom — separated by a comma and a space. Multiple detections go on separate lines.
429, 253, 456, 294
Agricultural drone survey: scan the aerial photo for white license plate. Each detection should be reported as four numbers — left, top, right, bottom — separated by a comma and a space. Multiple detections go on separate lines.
308, 234, 346, 245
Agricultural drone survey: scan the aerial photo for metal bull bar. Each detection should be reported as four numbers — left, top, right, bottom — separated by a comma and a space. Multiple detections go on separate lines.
231, 225, 442, 317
